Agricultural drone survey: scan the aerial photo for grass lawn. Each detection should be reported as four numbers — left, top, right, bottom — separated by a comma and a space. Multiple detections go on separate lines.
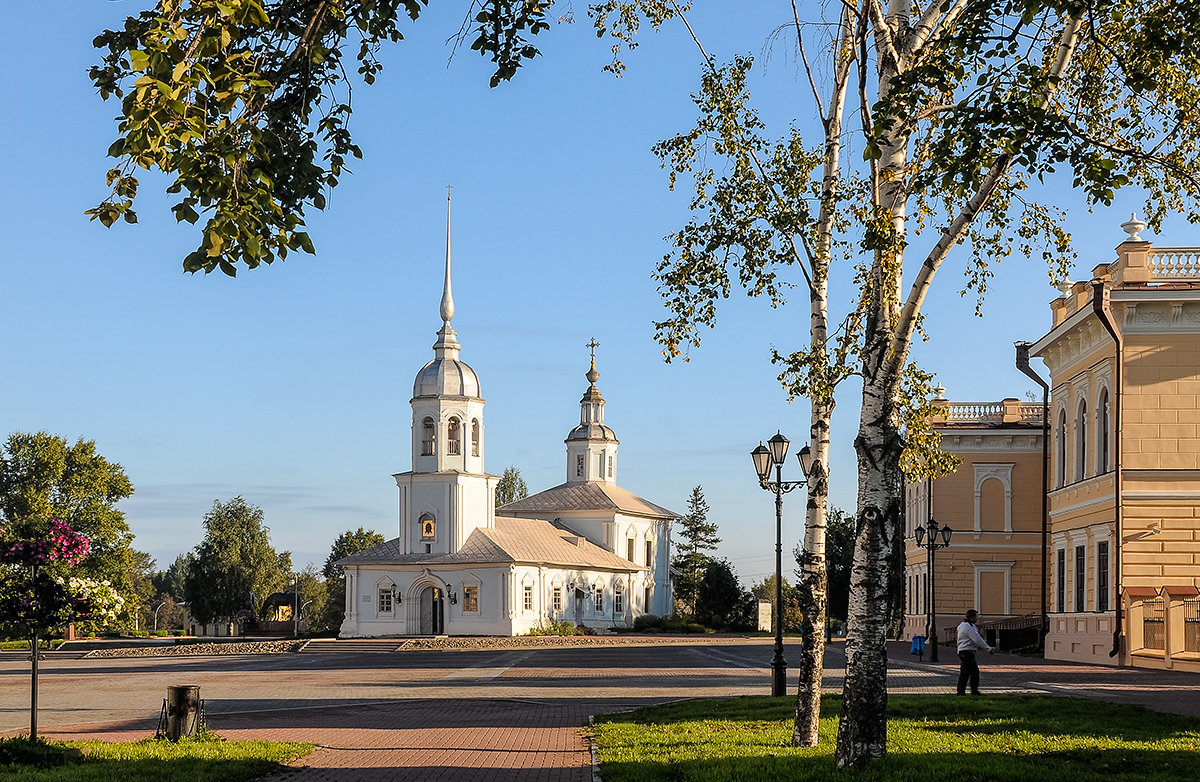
592, 695, 1200, 781
0, 735, 314, 781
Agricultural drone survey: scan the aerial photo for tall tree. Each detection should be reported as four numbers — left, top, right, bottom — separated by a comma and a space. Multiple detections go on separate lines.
495, 466, 529, 507
671, 485, 720, 614
0, 431, 143, 624
184, 497, 291, 625
153, 553, 194, 602
694, 558, 750, 630
322, 527, 386, 632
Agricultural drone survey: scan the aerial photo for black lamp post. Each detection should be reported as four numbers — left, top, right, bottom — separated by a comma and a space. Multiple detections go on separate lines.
751, 432, 814, 696
914, 518, 953, 662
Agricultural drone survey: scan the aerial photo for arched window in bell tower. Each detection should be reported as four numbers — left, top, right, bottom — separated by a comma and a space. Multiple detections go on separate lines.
422, 418, 436, 456
471, 419, 480, 456
447, 417, 462, 455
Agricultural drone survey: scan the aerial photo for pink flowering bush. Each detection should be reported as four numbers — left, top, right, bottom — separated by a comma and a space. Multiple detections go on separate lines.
0, 518, 111, 636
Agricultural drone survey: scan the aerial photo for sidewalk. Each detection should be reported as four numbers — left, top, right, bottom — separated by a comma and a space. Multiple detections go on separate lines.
884, 640, 1200, 718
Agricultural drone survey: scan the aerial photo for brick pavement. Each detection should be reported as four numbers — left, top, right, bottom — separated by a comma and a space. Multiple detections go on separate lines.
5, 638, 1200, 780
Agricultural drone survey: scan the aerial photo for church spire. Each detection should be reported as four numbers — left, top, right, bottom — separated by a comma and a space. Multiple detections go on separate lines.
440, 186, 454, 323
432, 187, 460, 360
565, 338, 619, 484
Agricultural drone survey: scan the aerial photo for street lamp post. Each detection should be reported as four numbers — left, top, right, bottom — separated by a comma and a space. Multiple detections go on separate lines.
751, 432, 815, 696
914, 518, 953, 662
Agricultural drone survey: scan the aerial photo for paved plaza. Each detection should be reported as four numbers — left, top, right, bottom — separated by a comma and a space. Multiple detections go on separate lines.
2, 637, 1198, 780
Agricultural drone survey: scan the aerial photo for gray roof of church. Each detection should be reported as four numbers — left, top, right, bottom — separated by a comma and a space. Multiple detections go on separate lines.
337, 516, 645, 571
497, 482, 679, 519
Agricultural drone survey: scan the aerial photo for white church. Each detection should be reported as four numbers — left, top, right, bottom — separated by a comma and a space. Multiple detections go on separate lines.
338, 201, 678, 637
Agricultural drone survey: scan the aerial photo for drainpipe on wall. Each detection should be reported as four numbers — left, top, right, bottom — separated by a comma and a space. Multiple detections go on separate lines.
1092, 280, 1125, 661
1015, 341, 1050, 651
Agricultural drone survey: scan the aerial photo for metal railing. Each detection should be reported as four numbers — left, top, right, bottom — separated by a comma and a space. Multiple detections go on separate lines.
1186, 597, 1200, 653
1143, 598, 1165, 650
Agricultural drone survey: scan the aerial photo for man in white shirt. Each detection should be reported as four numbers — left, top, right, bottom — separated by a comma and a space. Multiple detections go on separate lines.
956, 609, 993, 695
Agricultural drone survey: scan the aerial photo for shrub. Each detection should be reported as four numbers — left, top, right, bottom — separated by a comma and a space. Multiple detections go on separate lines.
633, 614, 662, 631
526, 620, 579, 636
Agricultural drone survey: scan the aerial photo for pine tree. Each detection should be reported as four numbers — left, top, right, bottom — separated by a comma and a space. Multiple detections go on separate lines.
671, 486, 720, 614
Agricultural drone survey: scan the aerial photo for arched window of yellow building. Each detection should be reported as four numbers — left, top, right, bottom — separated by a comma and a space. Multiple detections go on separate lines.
1075, 400, 1088, 482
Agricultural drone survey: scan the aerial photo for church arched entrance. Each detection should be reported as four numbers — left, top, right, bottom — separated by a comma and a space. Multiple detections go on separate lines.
420, 586, 445, 634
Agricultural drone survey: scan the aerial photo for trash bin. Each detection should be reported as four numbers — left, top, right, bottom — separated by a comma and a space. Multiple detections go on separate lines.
160, 685, 201, 741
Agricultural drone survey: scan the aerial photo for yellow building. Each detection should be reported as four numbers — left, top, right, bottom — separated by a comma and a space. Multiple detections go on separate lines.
1026, 220, 1200, 671
906, 223, 1200, 672
902, 395, 1046, 650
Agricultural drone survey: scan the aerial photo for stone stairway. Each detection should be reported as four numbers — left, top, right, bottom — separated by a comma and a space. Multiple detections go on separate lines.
296, 639, 405, 654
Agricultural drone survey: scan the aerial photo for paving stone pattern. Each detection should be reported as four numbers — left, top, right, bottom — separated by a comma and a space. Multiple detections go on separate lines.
2, 637, 1198, 782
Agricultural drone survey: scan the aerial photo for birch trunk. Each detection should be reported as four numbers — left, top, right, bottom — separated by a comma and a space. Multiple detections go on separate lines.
792, 7, 852, 744
835, 0, 910, 765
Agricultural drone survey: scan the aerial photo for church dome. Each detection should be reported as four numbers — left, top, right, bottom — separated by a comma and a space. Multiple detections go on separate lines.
413, 356, 481, 399
566, 422, 617, 442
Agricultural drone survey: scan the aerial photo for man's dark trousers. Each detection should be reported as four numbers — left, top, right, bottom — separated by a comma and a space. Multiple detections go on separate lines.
957, 650, 980, 695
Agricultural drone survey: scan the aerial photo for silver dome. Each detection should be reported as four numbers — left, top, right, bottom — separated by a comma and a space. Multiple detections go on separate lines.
413, 357, 482, 399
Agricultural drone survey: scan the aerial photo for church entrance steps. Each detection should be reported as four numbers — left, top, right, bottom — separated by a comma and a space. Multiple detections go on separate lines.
296, 639, 405, 654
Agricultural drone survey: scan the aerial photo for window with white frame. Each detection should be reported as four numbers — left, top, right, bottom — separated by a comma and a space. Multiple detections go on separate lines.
378, 588, 394, 614
626, 538, 635, 561
464, 585, 479, 613
448, 417, 462, 456
1075, 400, 1088, 482
1097, 389, 1110, 474
471, 419, 480, 456
1074, 545, 1086, 611
1056, 548, 1066, 612
1096, 541, 1110, 611
1056, 409, 1067, 488
552, 585, 562, 612
523, 584, 534, 612
576, 454, 584, 477
614, 582, 625, 614
594, 584, 604, 613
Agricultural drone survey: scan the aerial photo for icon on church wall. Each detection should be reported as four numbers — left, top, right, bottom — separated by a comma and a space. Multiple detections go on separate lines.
421, 519, 436, 539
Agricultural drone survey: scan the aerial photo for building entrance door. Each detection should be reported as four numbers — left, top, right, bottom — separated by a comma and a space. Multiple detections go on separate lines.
420, 586, 445, 634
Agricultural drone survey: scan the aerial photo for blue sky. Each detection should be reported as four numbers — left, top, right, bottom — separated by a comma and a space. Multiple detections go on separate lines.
0, 3, 1173, 585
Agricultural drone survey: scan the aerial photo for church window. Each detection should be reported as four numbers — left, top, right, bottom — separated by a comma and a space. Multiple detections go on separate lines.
594, 585, 604, 613
464, 585, 479, 613
420, 515, 436, 540
608, 456, 613, 477
645, 540, 652, 566
552, 586, 563, 612
422, 418, 436, 456
576, 454, 584, 477
1075, 401, 1088, 482
614, 582, 625, 614
523, 584, 534, 612
471, 419, 480, 456
448, 417, 462, 456
598, 453, 605, 477
378, 589, 393, 614
644, 585, 652, 611
626, 538, 635, 561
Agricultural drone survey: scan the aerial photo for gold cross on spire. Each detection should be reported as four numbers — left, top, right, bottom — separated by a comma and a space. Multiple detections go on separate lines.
586, 338, 600, 364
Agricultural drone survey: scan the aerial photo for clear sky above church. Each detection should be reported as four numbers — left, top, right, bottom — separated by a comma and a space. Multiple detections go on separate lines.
0, 4, 1179, 583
